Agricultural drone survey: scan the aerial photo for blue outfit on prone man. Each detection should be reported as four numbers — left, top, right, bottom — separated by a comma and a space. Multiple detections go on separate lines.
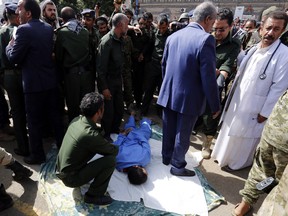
113, 116, 152, 171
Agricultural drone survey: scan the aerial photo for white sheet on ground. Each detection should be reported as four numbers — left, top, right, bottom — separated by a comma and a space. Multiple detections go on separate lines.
108, 135, 207, 215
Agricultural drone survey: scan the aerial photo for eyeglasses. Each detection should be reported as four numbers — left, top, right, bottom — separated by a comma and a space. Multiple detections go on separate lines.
212, 26, 229, 32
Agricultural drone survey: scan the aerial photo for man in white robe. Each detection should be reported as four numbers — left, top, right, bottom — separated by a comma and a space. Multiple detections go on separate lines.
211, 11, 288, 171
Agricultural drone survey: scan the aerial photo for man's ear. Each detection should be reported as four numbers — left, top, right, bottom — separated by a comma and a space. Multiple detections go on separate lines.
26, 11, 32, 19
204, 15, 211, 24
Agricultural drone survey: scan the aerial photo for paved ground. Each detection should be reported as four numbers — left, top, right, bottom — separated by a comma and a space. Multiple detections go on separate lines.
0, 103, 267, 216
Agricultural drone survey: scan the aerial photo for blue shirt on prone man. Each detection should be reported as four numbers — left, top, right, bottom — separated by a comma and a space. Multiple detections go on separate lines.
113, 116, 152, 172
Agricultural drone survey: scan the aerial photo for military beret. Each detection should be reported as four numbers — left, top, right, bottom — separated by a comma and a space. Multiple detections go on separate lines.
81, 9, 95, 18
5, 3, 18, 13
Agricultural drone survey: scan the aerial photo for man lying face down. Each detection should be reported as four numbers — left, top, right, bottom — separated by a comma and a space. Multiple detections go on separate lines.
113, 112, 152, 185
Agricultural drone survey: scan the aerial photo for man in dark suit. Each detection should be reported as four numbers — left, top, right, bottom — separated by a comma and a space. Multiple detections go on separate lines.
157, 2, 221, 176
6, 0, 64, 165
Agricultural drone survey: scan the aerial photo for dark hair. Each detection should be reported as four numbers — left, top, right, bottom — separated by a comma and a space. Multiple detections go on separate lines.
23, 0, 41, 19
127, 166, 147, 185
217, 8, 234, 26
2, 9, 8, 21
80, 92, 104, 118
137, 14, 147, 22
143, 12, 153, 20
124, 8, 133, 17
61, 7, 76, 22
263, 11, 288, 29
244, 19, 257, 28
157, 13, 169, 25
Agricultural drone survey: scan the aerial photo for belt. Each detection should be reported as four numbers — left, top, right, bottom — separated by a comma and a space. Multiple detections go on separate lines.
4, 69, 21, 75
65, 66, 89, 75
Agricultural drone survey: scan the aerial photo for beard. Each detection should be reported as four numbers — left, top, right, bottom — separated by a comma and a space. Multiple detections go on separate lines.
45, 14, 56, 22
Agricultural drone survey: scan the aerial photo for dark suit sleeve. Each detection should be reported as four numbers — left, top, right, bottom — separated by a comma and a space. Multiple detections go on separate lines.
6, 26, 30, 65
200, 35, 220, 112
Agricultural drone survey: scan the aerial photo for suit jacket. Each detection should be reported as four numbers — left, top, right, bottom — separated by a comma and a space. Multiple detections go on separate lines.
6, 19, 57, 93
157, 22, 220, 115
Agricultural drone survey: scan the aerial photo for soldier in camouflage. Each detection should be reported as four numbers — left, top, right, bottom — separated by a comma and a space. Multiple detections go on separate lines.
257, 164, 288, 216
233, 90, 288, 216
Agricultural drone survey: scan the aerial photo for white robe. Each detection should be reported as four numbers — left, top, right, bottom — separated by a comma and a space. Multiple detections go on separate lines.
212, 39, 288, 170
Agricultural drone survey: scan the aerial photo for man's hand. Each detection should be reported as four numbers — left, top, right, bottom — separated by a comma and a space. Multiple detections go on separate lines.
8, 37, 15, 47
220, 71, 229, 79
133, 26, 142, 35
138, 53, 144, 62
257, 113, 267, 123
212, 110, 221, 119
216, 69, 220, 76
120, 128, 133, 136
113, 1, 121, 12
102, 89, 112, 100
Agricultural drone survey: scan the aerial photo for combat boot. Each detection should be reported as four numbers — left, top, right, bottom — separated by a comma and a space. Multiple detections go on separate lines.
0, 184, 13, 212
201, 135, 214, 159
5, 159, 33, 181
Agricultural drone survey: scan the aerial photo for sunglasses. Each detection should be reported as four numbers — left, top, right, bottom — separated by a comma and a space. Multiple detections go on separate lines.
212, 26, 229, 32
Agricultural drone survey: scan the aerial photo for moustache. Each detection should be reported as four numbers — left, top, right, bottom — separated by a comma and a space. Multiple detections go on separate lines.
263, 35, 274, 40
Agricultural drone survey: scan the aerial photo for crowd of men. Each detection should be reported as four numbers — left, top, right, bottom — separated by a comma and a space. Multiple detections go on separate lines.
0, 0, 288, 215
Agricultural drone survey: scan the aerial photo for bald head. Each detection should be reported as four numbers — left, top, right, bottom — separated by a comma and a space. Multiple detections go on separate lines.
111, 13, 129, 28
61, 6, 75, 23
111, 13, 129, 38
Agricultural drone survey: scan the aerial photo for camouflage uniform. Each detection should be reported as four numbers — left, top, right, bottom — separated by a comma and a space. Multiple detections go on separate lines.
257, 164, 288, 216
240, 90, 288, 205
242, 30, 261, 50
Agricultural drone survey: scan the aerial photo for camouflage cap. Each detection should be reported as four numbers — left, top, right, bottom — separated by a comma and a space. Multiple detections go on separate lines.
262, 6, 278, 18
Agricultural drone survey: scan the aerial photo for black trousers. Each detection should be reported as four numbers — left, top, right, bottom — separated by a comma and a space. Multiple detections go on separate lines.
141, 60, 162, 115
4, 72, 29, 153
60, 155, 116, 196
25, 88, 64, 160
0, 86, 10, 129
101, 78, 124, 137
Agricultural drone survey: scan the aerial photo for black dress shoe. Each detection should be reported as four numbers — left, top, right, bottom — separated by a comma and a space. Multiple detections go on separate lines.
0, 184, 14, 212
84, 193, 113, 205
23, 156, 45, 165
162, 158, 171, 166
14, 148, 29, 157
170, 167, 195, 177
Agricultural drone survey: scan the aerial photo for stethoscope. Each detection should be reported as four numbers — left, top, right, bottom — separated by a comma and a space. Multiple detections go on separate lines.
258, 41, 281, 80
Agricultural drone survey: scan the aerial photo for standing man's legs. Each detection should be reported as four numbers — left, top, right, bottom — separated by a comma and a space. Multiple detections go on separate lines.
162, 107, 177, 165
45, 88, 64, 148
171, 113, 197, 169
24, 92, 46, 163
4, 73, 29, 155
